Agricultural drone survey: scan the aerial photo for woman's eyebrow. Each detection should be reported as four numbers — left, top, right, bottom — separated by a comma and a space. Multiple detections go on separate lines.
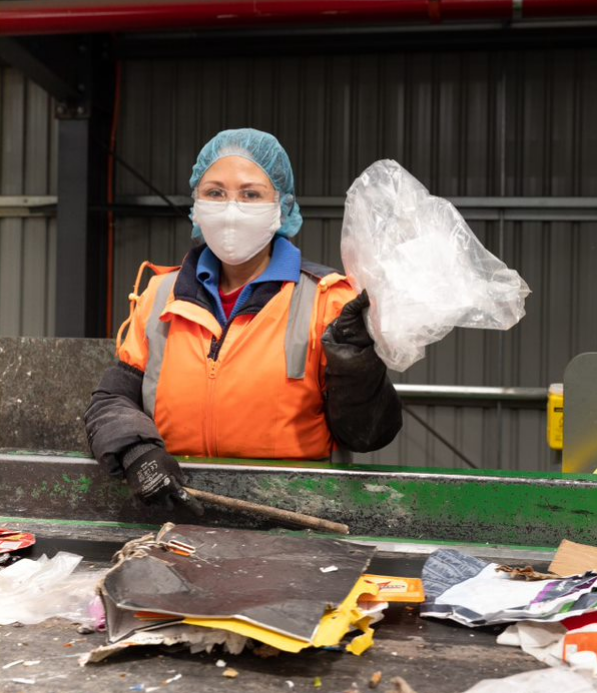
199, 179, 225, 187
199, 180, 269, 188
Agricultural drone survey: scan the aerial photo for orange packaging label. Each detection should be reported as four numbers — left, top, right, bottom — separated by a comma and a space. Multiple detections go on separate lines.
361, 575, 425, 603
0, 529, 35, 554
563, 632, 597, 661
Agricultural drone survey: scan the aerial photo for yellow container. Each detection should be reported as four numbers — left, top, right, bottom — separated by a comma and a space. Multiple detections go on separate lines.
547, 383, 564, 451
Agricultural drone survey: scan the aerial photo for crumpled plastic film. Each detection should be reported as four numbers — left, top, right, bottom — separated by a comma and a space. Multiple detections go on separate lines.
341, 160, 531, 372
0, 552, 107, 626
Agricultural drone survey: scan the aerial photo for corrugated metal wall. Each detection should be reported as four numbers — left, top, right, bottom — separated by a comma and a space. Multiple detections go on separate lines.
109, 49, 597, 471
2, 48, 597, 470
0, 67, 57, 336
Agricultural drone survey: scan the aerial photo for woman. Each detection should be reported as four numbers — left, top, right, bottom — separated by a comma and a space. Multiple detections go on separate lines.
85, 129, 401, 507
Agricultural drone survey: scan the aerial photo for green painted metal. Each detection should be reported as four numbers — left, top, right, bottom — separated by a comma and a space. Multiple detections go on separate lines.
1, 452, 596, 547
235, 470, 597, 545
5, 448, 597, 480
0, 515, 557, 556
0, 516, 156, 531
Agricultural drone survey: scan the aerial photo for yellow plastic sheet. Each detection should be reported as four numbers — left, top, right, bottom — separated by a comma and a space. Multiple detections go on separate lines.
182, 576, 379, 654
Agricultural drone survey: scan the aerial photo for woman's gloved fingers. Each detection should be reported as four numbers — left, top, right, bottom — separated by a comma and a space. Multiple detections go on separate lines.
124, 446, 186, 506
331, 290, 373, 349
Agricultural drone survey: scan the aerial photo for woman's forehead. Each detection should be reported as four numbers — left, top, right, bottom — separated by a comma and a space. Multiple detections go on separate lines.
201, 155, 273, 186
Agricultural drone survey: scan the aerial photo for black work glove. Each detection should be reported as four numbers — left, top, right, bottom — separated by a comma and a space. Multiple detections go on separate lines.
124, 447, 187, 508
329, 290, 373, 349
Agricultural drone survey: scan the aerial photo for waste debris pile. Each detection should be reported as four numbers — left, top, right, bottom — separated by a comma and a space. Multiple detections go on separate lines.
83, 522, 425, 664
0, 550, 107, 628
421, 539, 597, 674
6, 519, 597, 690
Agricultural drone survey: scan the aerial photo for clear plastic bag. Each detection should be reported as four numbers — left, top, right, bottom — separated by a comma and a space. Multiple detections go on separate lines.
341, 160, 531, 372
0, 552, 107, 626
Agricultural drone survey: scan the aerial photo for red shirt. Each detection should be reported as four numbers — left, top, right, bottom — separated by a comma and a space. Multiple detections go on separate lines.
219, 285, 244, 320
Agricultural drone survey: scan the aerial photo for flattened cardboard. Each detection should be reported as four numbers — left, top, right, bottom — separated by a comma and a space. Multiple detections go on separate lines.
102, 524, 376, 644
549, 539, 597, 577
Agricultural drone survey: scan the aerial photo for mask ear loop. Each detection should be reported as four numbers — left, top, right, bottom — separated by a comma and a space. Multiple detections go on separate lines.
278, 192, 295, 236
190, 187, 204, 241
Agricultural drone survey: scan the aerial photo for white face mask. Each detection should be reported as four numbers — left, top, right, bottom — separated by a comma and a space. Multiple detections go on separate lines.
192, 200, 281, 266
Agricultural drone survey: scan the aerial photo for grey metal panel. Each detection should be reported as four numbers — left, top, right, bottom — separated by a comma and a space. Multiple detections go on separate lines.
112, 216, 192, 330
0, 67, 57, 337
0, 217, 57, 336
63, 50, 597, 469
1, 49, 595, 466
0, 219, 22, 336
114, 50, 597, 199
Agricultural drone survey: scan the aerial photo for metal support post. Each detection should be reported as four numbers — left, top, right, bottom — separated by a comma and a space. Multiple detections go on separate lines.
54, 39, 114, 336
0, 36, 115, 336
56, 119, 91, 337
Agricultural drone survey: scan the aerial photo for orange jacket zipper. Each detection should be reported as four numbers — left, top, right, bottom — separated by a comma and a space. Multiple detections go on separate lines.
205, 357, 219, 458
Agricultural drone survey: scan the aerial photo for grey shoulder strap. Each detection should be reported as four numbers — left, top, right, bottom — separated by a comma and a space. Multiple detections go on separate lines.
285, 272, 319, 380
285, 272, 354, 463
142, 271, 179, 418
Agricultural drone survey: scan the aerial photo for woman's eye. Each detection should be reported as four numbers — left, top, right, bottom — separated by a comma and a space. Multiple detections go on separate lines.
242, 190, 263, 201
202, 189, 226, 199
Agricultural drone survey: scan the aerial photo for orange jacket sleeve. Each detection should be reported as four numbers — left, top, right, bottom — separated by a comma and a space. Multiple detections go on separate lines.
117, 275, 164, 373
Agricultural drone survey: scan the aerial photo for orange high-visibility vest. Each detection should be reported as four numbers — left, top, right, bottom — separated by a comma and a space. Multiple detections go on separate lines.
117, 263, 356, 460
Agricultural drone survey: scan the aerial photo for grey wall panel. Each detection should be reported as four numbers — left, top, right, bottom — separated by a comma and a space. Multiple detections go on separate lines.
0, 67, 57, 337
0, 49, 597, 470
0, 218, 56, 337
108, 49, 597, 470
2, 49, 595, 469
112, 216, 193, 331
0, 219, 22, 336
114, 50, 597, 199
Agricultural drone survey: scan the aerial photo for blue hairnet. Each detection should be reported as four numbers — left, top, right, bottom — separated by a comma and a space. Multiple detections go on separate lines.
189, 128, 302, 242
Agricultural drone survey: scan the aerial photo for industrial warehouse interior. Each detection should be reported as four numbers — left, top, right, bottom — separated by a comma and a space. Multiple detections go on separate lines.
1, 2, 597, 692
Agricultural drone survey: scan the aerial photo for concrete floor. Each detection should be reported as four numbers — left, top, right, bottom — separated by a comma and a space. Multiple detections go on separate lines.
0, 537, 552, 693
0, 587, 544, 693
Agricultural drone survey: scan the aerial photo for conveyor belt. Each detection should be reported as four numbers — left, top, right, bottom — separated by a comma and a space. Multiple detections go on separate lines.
0, 533, 548, 693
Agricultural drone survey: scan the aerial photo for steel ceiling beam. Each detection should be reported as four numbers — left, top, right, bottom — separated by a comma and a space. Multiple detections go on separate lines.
2, 0, 597, 36
0, 37, 82, 103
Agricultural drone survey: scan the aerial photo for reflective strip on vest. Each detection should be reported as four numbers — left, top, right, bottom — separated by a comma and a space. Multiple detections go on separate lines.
285, 272, 318, 380
142, 270, 179, 418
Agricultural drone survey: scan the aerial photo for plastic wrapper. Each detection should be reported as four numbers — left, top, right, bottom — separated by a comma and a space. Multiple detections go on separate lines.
341, 160, 531, 372
0, 551, 107, 626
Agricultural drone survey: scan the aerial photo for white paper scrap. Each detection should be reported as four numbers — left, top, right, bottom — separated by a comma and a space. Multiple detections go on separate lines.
460, 667, 597, 693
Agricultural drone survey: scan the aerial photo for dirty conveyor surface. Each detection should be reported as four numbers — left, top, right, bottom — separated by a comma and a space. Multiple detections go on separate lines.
0, 553, 545, 693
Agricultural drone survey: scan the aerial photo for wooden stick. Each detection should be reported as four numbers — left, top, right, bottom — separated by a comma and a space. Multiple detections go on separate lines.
183, 486, 350, 535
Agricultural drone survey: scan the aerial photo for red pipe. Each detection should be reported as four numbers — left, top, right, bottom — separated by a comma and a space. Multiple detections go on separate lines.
1, 0, 597, 36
